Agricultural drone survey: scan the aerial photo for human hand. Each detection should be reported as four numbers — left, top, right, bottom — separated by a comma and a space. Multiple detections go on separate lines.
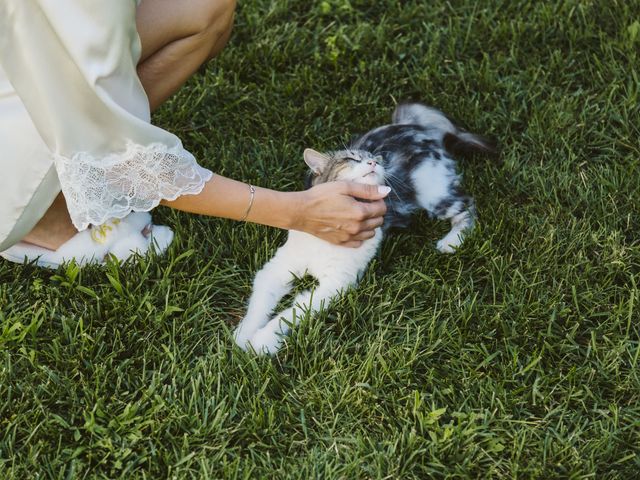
292, 182, 390, 247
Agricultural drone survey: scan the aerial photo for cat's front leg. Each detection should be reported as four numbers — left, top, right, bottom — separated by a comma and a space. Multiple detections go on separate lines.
247, 294, 312, 355
234, 255, 296, 350
248, 275, 354, 355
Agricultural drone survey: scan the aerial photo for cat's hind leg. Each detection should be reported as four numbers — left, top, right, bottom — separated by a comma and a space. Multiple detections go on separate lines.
248, 274, 355, 355
410, 161, 476, 253
433, 196, 476, 253
234, 253, 298, 350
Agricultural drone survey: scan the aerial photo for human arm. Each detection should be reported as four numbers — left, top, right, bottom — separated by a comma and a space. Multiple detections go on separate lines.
162, 176, 389, 247
0, 0, 386, 247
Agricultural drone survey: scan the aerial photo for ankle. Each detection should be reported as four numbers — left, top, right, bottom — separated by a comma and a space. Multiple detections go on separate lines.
23, 223, 78, 250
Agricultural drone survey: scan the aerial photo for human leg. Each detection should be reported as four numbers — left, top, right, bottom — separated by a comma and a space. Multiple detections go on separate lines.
136, 0, 236, 111
20, 0, 235, 251
21, 193, 78, 250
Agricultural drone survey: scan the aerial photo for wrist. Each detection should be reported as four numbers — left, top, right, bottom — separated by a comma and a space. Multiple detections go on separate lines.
281, 190, 307, 231
251, 188, 306, 231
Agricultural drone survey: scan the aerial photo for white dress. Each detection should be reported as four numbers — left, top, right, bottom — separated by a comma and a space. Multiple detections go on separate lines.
0, 0, 213, 252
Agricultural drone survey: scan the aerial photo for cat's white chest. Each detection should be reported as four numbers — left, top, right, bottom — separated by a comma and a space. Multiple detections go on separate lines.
285, 229, 382, 279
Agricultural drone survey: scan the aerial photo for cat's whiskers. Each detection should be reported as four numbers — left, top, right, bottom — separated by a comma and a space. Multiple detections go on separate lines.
237, 102, 491, 355
381, 172, 413, 199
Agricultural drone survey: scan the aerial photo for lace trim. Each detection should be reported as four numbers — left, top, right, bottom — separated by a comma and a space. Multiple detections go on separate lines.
54, 141, 213, 231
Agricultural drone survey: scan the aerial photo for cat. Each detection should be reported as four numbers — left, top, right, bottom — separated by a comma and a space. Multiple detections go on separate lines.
0, 212, 173, 268
234, 102, 495, 355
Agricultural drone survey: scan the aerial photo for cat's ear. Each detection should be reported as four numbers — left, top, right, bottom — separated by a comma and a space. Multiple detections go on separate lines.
303, 148, 330, 174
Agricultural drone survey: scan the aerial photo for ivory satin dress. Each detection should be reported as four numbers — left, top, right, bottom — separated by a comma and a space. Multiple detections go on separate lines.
0, 0, 212, 252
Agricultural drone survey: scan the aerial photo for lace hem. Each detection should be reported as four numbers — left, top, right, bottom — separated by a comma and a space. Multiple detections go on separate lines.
54, 141, 213, 230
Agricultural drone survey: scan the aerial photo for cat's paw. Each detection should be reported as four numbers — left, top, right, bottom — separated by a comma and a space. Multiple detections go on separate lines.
436, 233, 463, 254
233, 323, 257, 351
247, 328, 284, 356
436, 239, 457, 254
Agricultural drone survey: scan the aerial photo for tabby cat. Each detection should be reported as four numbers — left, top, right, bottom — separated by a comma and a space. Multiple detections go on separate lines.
234, 102, 495, 354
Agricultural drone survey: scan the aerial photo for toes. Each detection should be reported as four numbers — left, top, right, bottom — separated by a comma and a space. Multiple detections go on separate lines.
436, 240, 456, 254
108, 233, 150, 261
247, 328, 284, 355
148, 226, 174, 254
233, 324, 255, 350
141, 224, 152, 238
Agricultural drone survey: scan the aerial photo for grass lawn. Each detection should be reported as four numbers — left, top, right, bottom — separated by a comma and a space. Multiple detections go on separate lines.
2, 0, 639, 478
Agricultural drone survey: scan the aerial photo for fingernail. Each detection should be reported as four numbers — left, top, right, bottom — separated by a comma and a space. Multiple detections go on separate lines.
378, 186, 391, 195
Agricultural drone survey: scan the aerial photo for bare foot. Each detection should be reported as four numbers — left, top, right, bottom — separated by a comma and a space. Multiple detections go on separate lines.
22, 193, 78, 250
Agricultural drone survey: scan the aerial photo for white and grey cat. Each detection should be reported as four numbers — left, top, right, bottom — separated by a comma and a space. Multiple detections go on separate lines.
234, 102, 495, 355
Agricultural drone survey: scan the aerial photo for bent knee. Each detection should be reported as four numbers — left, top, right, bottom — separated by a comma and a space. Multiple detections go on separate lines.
189, 0, 236, 58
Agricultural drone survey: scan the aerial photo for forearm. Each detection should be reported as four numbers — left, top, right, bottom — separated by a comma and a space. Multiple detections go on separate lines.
161, 173, 389, 247
160, 174, 302, 230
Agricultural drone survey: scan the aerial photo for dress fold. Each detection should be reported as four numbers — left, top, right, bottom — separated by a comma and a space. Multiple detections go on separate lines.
0, 0, 212, 249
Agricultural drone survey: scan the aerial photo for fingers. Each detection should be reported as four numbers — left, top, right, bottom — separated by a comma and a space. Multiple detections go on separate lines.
340, 223, 379, 247
337, 204, 384, 244
341, 182, 391, 200
359, 216, 384, 232
339, 216, 382, 237
302, 181, 388, 247
320, 219, 379, 247
341, 240, 363, 248
339, 219, 380, 244
353, 229, 376, 241
357, 199, 387, 220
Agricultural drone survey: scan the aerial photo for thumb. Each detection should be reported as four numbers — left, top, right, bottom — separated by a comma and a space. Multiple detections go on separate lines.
343, 182, 391, 200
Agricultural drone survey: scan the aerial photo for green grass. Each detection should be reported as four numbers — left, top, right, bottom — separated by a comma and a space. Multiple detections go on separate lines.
2, 0, 639, 478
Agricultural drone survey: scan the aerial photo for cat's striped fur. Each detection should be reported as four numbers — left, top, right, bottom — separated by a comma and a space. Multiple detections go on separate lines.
234, 103, 495, 354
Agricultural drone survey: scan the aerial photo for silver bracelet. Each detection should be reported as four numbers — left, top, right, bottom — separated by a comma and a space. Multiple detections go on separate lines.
240, 184, 256, 222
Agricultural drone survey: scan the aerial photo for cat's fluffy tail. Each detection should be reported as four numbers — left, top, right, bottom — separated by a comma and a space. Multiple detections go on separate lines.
392, 102, 497, 156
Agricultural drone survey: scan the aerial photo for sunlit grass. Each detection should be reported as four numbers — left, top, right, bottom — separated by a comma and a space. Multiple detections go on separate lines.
1, 1, 639, 478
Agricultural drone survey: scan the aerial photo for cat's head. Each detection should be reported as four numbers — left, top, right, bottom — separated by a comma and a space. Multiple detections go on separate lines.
303, 148, 386, 188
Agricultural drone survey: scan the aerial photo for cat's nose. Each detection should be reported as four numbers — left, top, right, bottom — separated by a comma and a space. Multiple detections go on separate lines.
367, 160, 377, 166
